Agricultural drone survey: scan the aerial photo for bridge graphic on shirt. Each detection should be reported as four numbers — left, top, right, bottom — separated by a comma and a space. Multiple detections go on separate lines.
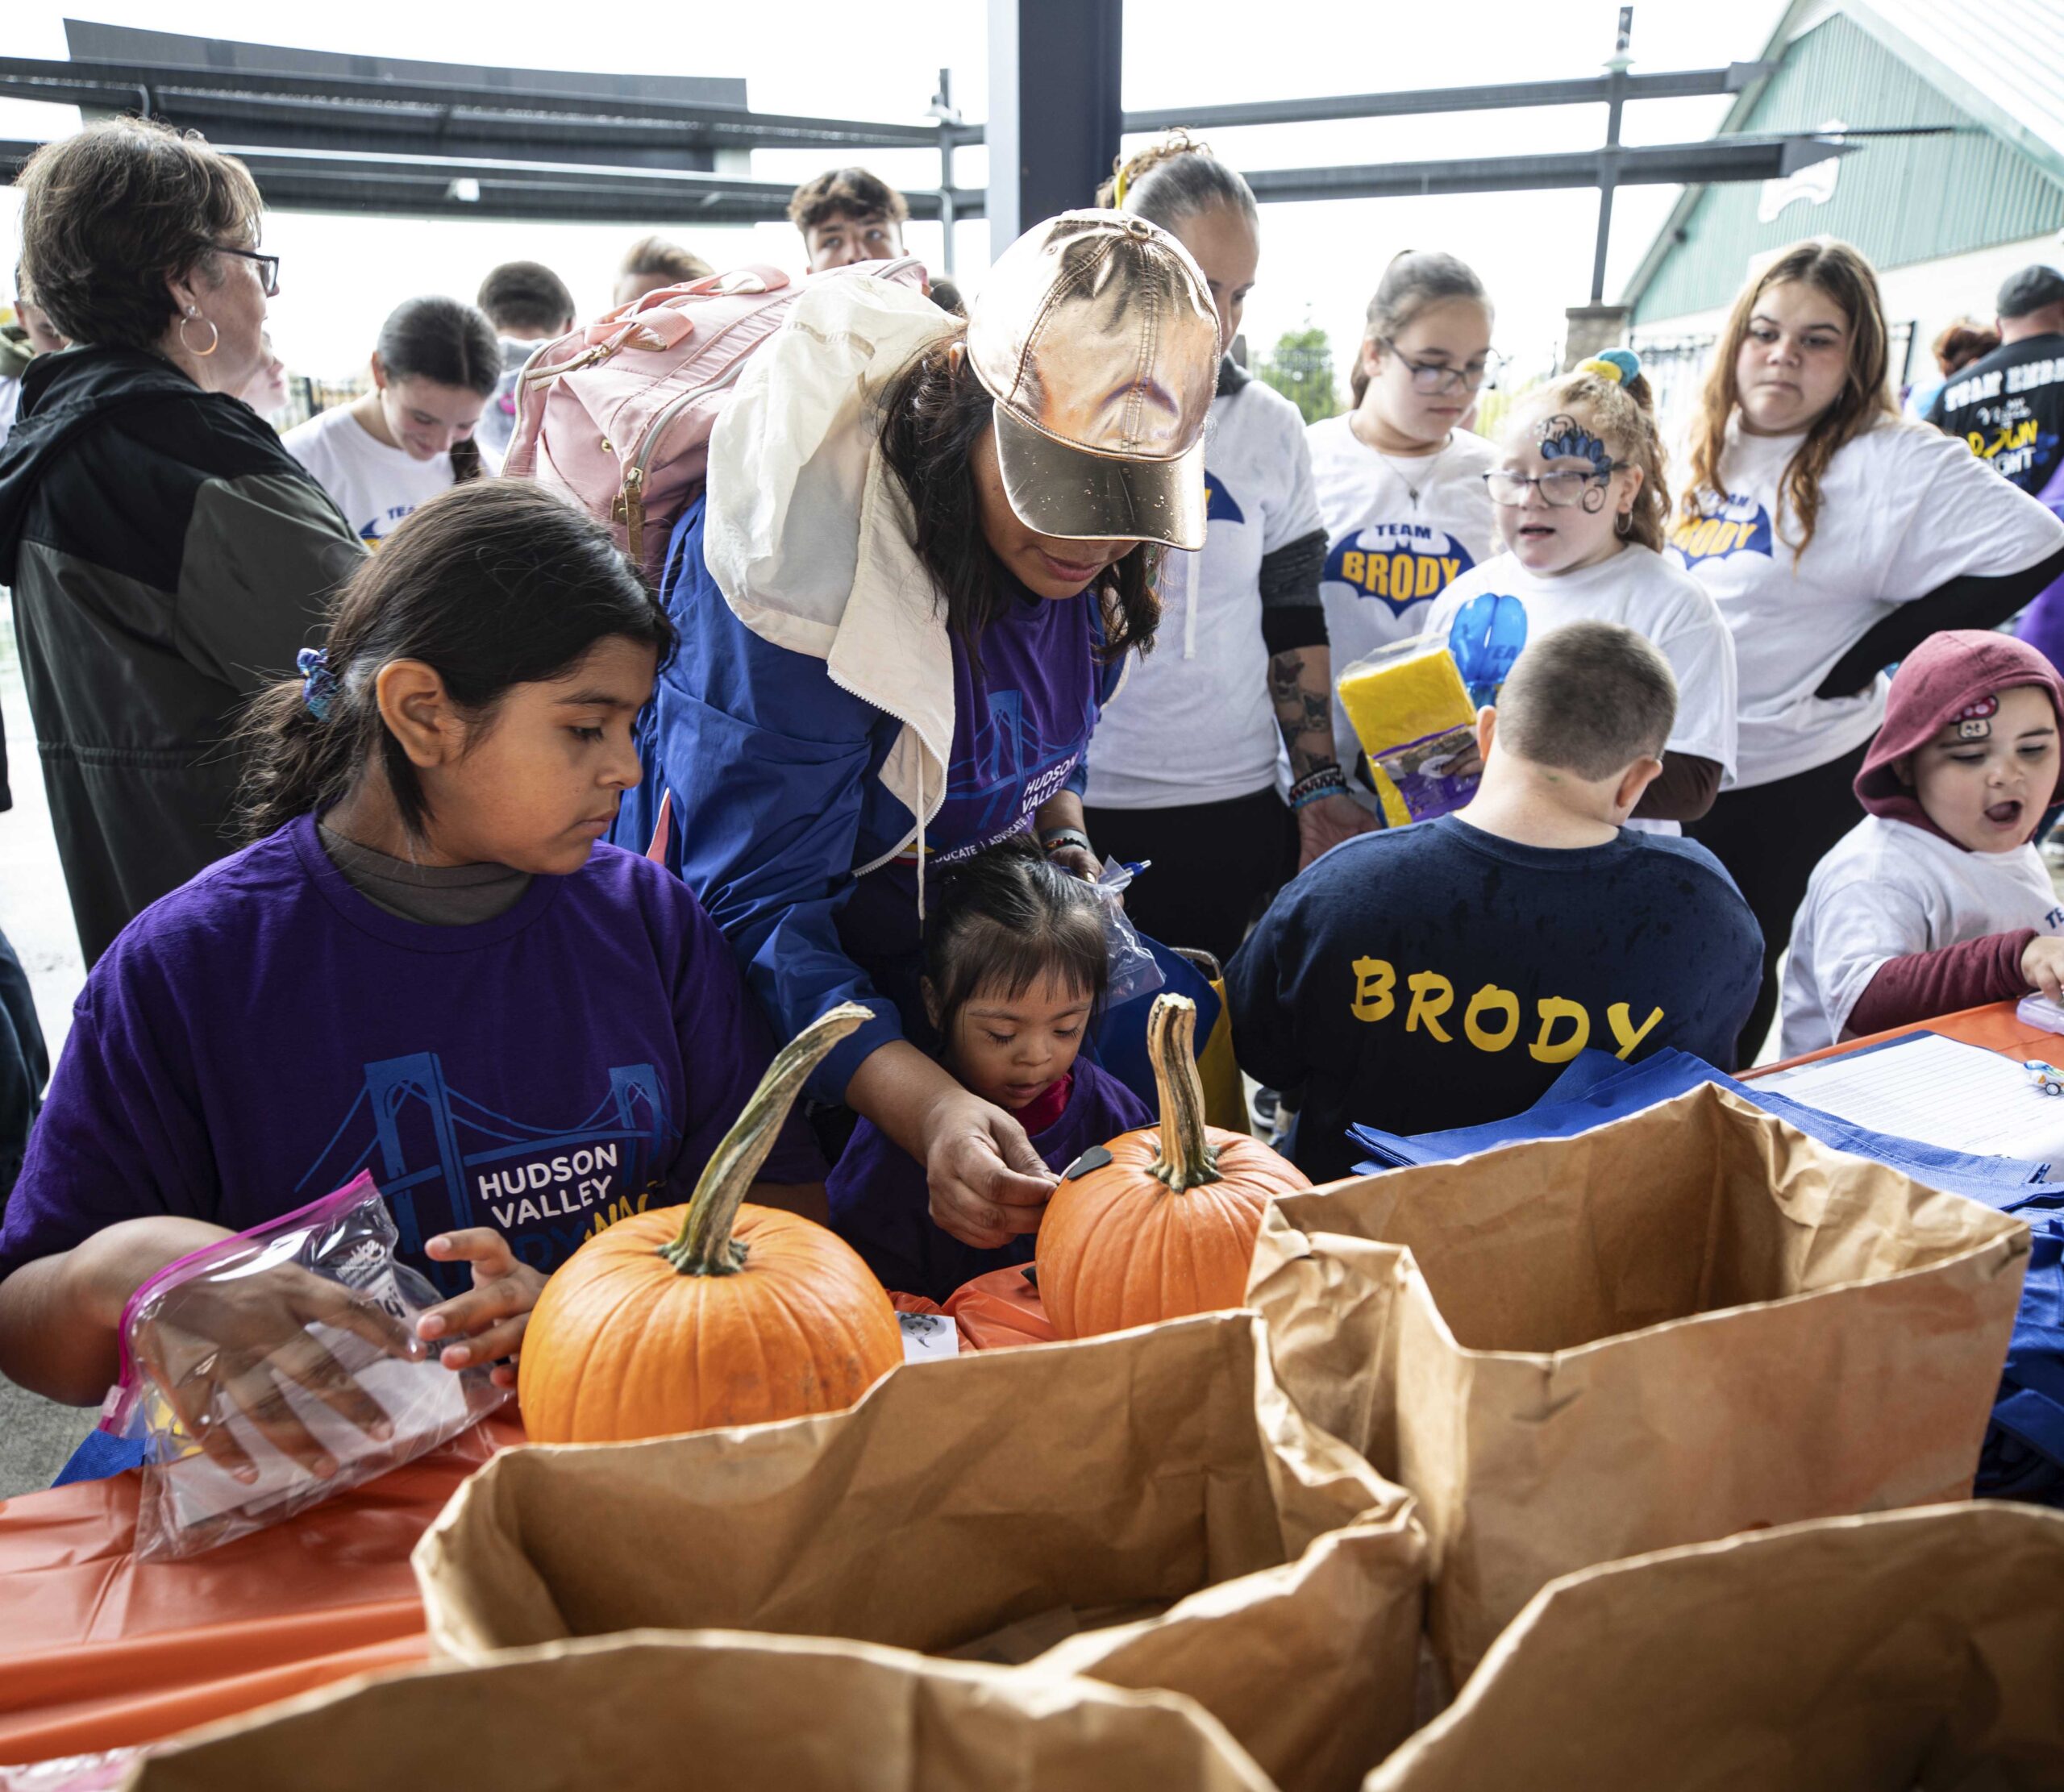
295, 1052, 675, 1263
950, 685, 1099, 842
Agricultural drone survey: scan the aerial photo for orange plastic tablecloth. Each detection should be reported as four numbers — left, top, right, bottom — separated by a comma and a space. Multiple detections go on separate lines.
2, 1002, 2041, 1768
0, 1416, 522, 1766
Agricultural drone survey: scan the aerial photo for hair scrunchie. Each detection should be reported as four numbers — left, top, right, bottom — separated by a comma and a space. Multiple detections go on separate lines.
1578, 347, 1643, 385
297, 646, 339, 720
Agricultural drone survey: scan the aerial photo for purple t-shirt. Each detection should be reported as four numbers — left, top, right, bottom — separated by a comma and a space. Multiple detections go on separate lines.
826, 1057, 1151, 1301
0, 815, 819, 1298
930, 586, 1100, 863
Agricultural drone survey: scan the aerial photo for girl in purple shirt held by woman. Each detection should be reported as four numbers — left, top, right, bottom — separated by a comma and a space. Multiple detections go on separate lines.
0, 480, 821, 1451
828, 836, 1150, 1300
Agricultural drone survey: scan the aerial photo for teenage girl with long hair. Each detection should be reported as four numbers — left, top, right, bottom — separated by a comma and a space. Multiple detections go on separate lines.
1671, 239, 2064, 1057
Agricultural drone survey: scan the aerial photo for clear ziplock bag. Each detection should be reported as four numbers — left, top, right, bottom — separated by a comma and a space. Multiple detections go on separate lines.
1093, 858, 1165, 1008
102, 1170, 510, 1561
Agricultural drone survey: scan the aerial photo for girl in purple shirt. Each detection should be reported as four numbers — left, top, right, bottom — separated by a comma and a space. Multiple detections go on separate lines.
828, 837, 1149, 1300
0, 481, 818, 1472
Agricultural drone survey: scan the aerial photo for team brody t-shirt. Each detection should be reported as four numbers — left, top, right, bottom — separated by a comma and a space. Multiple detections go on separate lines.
929, 583, 1099, 862
281, 404, 456, 547
1225, 815, 1762, 1183
0, 817, 818, 1299
1668, 416, 2064, 788
1086, 375, 1324, 809
1781, 815, 2064, 1054
1423, 546, 1740, 825
1308, 416, 1498, 810
1926, 332, 2064, 497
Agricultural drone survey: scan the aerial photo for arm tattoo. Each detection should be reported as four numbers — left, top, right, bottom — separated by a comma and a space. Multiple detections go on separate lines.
1268, 650, 1336, 781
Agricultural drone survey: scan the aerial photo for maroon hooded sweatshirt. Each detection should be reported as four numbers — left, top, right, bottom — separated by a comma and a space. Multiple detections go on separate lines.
1842, 630, 2064, 1037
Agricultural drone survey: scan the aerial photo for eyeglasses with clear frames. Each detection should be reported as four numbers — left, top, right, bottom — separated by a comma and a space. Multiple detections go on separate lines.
1379, 339, 1504, 394
1482, 466, 1628, 508
212, 244, 281, 297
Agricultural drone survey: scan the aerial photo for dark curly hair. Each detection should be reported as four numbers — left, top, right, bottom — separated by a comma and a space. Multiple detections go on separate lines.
15, 117, 262, 352
875, 333, 1161, 664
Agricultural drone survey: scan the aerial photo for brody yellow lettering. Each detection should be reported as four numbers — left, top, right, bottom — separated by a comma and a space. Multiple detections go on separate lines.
1529, 997, 1590, 1063
1350, 957, 1396, 1022
1608, 1002, 1664, 1058
1404, 971, 1454, 1042
1463, 984, 1521, 1051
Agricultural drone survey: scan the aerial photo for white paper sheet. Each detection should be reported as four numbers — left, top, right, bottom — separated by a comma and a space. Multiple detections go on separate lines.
1755, 1031, 2064, 1163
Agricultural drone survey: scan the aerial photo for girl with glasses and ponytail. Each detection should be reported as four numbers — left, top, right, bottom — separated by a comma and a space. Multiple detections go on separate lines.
1670, 239, 2064, 1060
1309, 251, 1502, 817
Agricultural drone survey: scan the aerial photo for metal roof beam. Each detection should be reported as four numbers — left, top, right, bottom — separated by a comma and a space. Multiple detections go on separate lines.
0, 138, 983, 225
1125, 61, 1775, 133
1242, 132, 1852, 203
0, 55, 965, 149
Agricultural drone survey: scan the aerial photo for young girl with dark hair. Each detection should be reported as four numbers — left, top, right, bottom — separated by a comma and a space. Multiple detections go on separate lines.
0, 481, 819, 1439
1671, 239, 2064, 1057
1424, 350, 1737, 834
618, 212, 1218, 1263
1309, 250, 1501, 816
284, 294, 501, 546
1079, 133, 1367, 962
827, 836, 1149, 1299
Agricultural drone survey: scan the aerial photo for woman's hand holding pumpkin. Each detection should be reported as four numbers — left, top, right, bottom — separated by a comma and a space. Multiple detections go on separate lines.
421, 1229, 548, 1389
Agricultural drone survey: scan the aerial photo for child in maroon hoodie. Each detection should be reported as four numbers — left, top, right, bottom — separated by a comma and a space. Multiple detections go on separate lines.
826, 837, 1151, 1300
1780, 630, 2064, 1054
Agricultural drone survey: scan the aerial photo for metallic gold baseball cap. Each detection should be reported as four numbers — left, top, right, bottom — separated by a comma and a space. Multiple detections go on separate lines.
967, 210, 1220, 551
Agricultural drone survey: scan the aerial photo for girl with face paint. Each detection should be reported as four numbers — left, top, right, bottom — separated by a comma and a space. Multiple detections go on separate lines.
1422, 351, 1737, 838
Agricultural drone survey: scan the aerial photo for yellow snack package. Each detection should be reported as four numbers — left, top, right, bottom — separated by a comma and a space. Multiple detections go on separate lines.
1337, 637, 1479, 825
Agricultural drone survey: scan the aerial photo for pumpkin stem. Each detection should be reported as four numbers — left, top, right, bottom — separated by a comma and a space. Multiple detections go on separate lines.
661, 1002, 872, 1276
1147, 994, 1222, 1193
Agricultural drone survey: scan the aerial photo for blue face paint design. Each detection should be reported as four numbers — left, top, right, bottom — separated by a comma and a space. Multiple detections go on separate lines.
1536, 413, 1611, 473
1447, 592, 1529, 710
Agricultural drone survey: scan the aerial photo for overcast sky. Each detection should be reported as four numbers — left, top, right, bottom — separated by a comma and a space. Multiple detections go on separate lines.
1, 0, 1795, 385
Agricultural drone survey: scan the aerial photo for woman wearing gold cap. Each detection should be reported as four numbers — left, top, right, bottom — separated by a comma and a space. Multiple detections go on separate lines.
618, 212, 1221, 1254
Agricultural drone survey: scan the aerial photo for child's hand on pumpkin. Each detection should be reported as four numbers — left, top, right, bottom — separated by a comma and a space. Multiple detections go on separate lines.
420, 1230, 548, 1389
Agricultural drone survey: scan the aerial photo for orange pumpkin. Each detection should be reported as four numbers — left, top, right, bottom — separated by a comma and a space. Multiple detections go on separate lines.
518, 1004, 903, 1442
1035, 993, 1309, 1338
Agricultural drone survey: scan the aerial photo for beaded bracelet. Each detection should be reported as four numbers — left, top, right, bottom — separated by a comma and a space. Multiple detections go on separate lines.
1288, 764, 1349, 811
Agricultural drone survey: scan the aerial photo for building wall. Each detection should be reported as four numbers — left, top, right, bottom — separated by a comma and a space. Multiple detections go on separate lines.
1633, 10, 2064, 326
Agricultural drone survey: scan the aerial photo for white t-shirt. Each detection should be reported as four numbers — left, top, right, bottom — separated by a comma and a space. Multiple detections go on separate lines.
1668, 415, 2064, 789
1308, 415, 1498, 812
1779, 814, 2064, 1055
1422, 546, 1738, 834
281, 404, 456, 547
1086, 374, 1324, 809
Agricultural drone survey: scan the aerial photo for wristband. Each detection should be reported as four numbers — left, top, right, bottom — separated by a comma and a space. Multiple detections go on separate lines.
1039, 827, 1092, 857
1288, 764, 1348, 811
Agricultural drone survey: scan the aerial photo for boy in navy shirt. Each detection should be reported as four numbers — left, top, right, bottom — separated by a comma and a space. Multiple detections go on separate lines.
1228, 621, 1761, 1183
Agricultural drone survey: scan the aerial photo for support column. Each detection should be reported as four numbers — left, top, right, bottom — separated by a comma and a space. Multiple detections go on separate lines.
986, 0, 1123, 254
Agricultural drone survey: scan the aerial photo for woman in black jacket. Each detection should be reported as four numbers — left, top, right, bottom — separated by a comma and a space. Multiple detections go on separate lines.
0, 118, 362, 963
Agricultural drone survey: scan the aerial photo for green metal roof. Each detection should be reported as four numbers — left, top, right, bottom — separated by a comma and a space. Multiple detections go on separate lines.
1626, 3, 2064, 323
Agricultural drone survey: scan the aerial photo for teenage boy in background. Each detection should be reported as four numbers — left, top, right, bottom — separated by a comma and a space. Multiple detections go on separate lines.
789, 168, 910, 272
1226, 622, 1762, 1183
474, 260, 576, 463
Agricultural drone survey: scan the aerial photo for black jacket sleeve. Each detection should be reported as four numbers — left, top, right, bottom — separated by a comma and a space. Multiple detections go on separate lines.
1814, 541, 2064, 699
1259, 528, 1330, 655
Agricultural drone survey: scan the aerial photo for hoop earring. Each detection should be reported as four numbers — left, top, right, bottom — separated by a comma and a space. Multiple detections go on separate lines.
1615, 509, 1633, 538
178, 312, 220, 358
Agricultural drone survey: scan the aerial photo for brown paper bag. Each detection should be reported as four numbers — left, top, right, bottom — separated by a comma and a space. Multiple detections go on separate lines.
1365, 1503, 2064, 1791
415, 1313, 1425, 1792
1246, 1083, 2029, 1683
119, 1628, 1276, 1792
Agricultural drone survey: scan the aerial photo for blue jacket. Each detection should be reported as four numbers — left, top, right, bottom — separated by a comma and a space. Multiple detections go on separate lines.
618, 500, 1119, 1102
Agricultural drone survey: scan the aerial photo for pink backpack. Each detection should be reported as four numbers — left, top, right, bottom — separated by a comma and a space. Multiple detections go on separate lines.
502, 256, 926, 579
